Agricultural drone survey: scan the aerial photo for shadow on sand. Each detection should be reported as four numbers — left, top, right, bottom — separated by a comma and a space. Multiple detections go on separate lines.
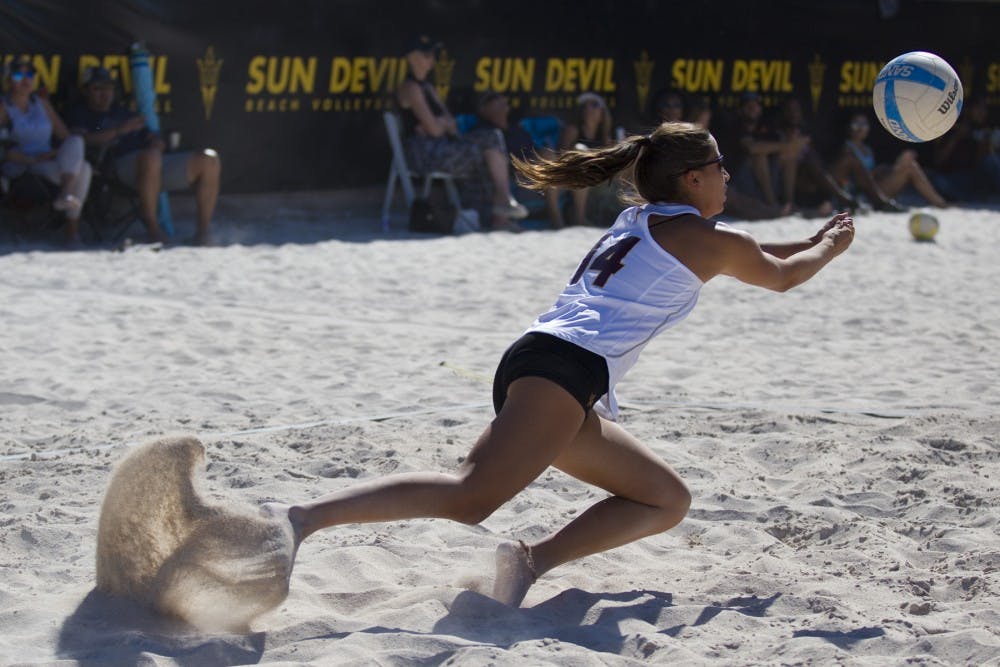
57, 589, 266, 667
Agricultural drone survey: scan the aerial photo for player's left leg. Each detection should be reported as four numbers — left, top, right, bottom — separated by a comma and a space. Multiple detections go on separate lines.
493, 411, 690, 606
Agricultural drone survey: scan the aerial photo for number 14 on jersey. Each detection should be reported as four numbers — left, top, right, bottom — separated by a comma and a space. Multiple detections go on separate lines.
570, 234, 641, 288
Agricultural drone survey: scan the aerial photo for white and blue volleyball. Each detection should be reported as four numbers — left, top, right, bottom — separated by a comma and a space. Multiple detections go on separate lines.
873, 51, 962, 142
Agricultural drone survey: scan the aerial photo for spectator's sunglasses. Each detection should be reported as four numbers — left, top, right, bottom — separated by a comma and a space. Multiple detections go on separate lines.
671, 154, 724, 177
10, 69, 35, 82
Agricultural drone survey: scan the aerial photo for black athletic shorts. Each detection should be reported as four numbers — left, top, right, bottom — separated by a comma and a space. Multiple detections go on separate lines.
492, 332, 610, 415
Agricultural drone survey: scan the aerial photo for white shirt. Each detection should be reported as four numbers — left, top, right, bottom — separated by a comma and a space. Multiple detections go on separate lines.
529, 202, 705, 419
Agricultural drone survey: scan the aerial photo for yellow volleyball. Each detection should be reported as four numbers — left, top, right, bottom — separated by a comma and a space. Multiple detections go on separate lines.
908, 212, 940, 241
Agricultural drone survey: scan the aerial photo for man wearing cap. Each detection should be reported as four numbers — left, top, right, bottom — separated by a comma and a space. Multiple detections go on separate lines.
397, 35, 528, 231
66, 66, 220, 245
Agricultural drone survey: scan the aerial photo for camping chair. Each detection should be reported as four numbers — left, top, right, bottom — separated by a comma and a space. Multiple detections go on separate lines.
0, 170, 65, 242
380, 111, 463, 232
81, 145, 141, 244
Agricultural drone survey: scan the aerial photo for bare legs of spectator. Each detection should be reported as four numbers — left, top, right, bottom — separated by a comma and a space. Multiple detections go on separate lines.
749, 154, 792, 215
58, 166, 90, 245
134, 146, 169, 244
798, 150, 859, 211
570, 189, 591, 226
545, 188, 566, 229
832, 152, 898, 210
749, 154, 776, 205
483, 147, 524, 231
545, 187, 591, 228
187, 149, 221, 245
779, 150, 800, 208
874, 150, 948, 208
45, 136, 91, 246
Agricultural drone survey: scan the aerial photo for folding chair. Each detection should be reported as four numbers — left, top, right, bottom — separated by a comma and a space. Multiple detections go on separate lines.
81, 145, 141, 244
0, 171, 64, 242
380, 111, 462, 232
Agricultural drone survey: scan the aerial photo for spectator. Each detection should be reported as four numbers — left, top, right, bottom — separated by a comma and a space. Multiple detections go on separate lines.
546, 92, 614, 228
396, 35, 527, 232
473, 90, 535, 163
775, 97, 858, 214
712, 92, 788, 220
830, 111, 946, 210
932, 97, 1000, 202
685, 96, 713, 130
652, 89, 685, 124
468, 90, 543, 220
0, 55, 91, 246
66, 66, 220, 245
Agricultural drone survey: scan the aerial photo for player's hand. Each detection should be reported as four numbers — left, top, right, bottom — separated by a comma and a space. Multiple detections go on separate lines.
822, 214, 854, 255
810, 211, 851, 244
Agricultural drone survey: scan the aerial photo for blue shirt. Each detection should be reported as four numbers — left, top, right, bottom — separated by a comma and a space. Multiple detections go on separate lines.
65, 103, 153, 158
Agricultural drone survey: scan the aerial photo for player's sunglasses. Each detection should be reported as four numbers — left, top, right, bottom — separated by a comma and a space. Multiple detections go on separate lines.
671, 154, 724, 177
10, 69, 35, 82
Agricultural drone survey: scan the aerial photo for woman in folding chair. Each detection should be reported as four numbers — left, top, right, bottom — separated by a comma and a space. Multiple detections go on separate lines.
397, 35, 528, 232
0, 56, 92, 246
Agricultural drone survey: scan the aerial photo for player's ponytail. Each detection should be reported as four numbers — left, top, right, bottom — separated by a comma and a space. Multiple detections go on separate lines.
513, 135, 646, 191
513, 121, 716, 205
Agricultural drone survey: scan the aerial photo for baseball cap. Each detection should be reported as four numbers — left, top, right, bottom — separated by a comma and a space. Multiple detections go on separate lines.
82, 66, 115, 87
405, 34, 443, 55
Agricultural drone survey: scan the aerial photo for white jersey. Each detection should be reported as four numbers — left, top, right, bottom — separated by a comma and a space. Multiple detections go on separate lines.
528, 202, 705, 419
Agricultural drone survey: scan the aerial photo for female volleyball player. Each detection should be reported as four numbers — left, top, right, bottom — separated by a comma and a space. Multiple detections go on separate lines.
278, 122, 854, 607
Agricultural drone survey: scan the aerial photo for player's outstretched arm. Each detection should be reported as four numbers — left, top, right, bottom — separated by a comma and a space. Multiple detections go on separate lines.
719, 214, 854, 292
758, 212, 850, 259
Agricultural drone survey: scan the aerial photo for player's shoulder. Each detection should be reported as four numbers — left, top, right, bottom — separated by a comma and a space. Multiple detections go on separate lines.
649, 213, 747, 252
707, 221, 757, 248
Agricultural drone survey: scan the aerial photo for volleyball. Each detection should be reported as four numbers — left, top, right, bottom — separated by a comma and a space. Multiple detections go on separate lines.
872, 51, 963, 142
908, 211, 940, 241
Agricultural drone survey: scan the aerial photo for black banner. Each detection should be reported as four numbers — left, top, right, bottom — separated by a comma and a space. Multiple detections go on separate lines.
3, 0, 998, 193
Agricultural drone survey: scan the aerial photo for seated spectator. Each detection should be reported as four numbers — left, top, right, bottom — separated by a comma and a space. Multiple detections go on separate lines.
711, 92, 789, 220
0, 55, 91, 246
685, 96, 713, 129
66, 66, 220, 245
652, 89, 685, 124
396, 35, 527, 232
775, 97, 858, 214
932, 96, 1000, 202
545, 91, 614, 228
831, 112, 946, 210
467, 90, 544, 219
473, 90, 535, 162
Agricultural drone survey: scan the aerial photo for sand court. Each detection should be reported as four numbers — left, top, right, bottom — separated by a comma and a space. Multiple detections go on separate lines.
1, 207, 998, 664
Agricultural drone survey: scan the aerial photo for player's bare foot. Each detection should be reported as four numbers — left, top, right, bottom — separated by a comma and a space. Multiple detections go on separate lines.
491, 540, 538, 607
